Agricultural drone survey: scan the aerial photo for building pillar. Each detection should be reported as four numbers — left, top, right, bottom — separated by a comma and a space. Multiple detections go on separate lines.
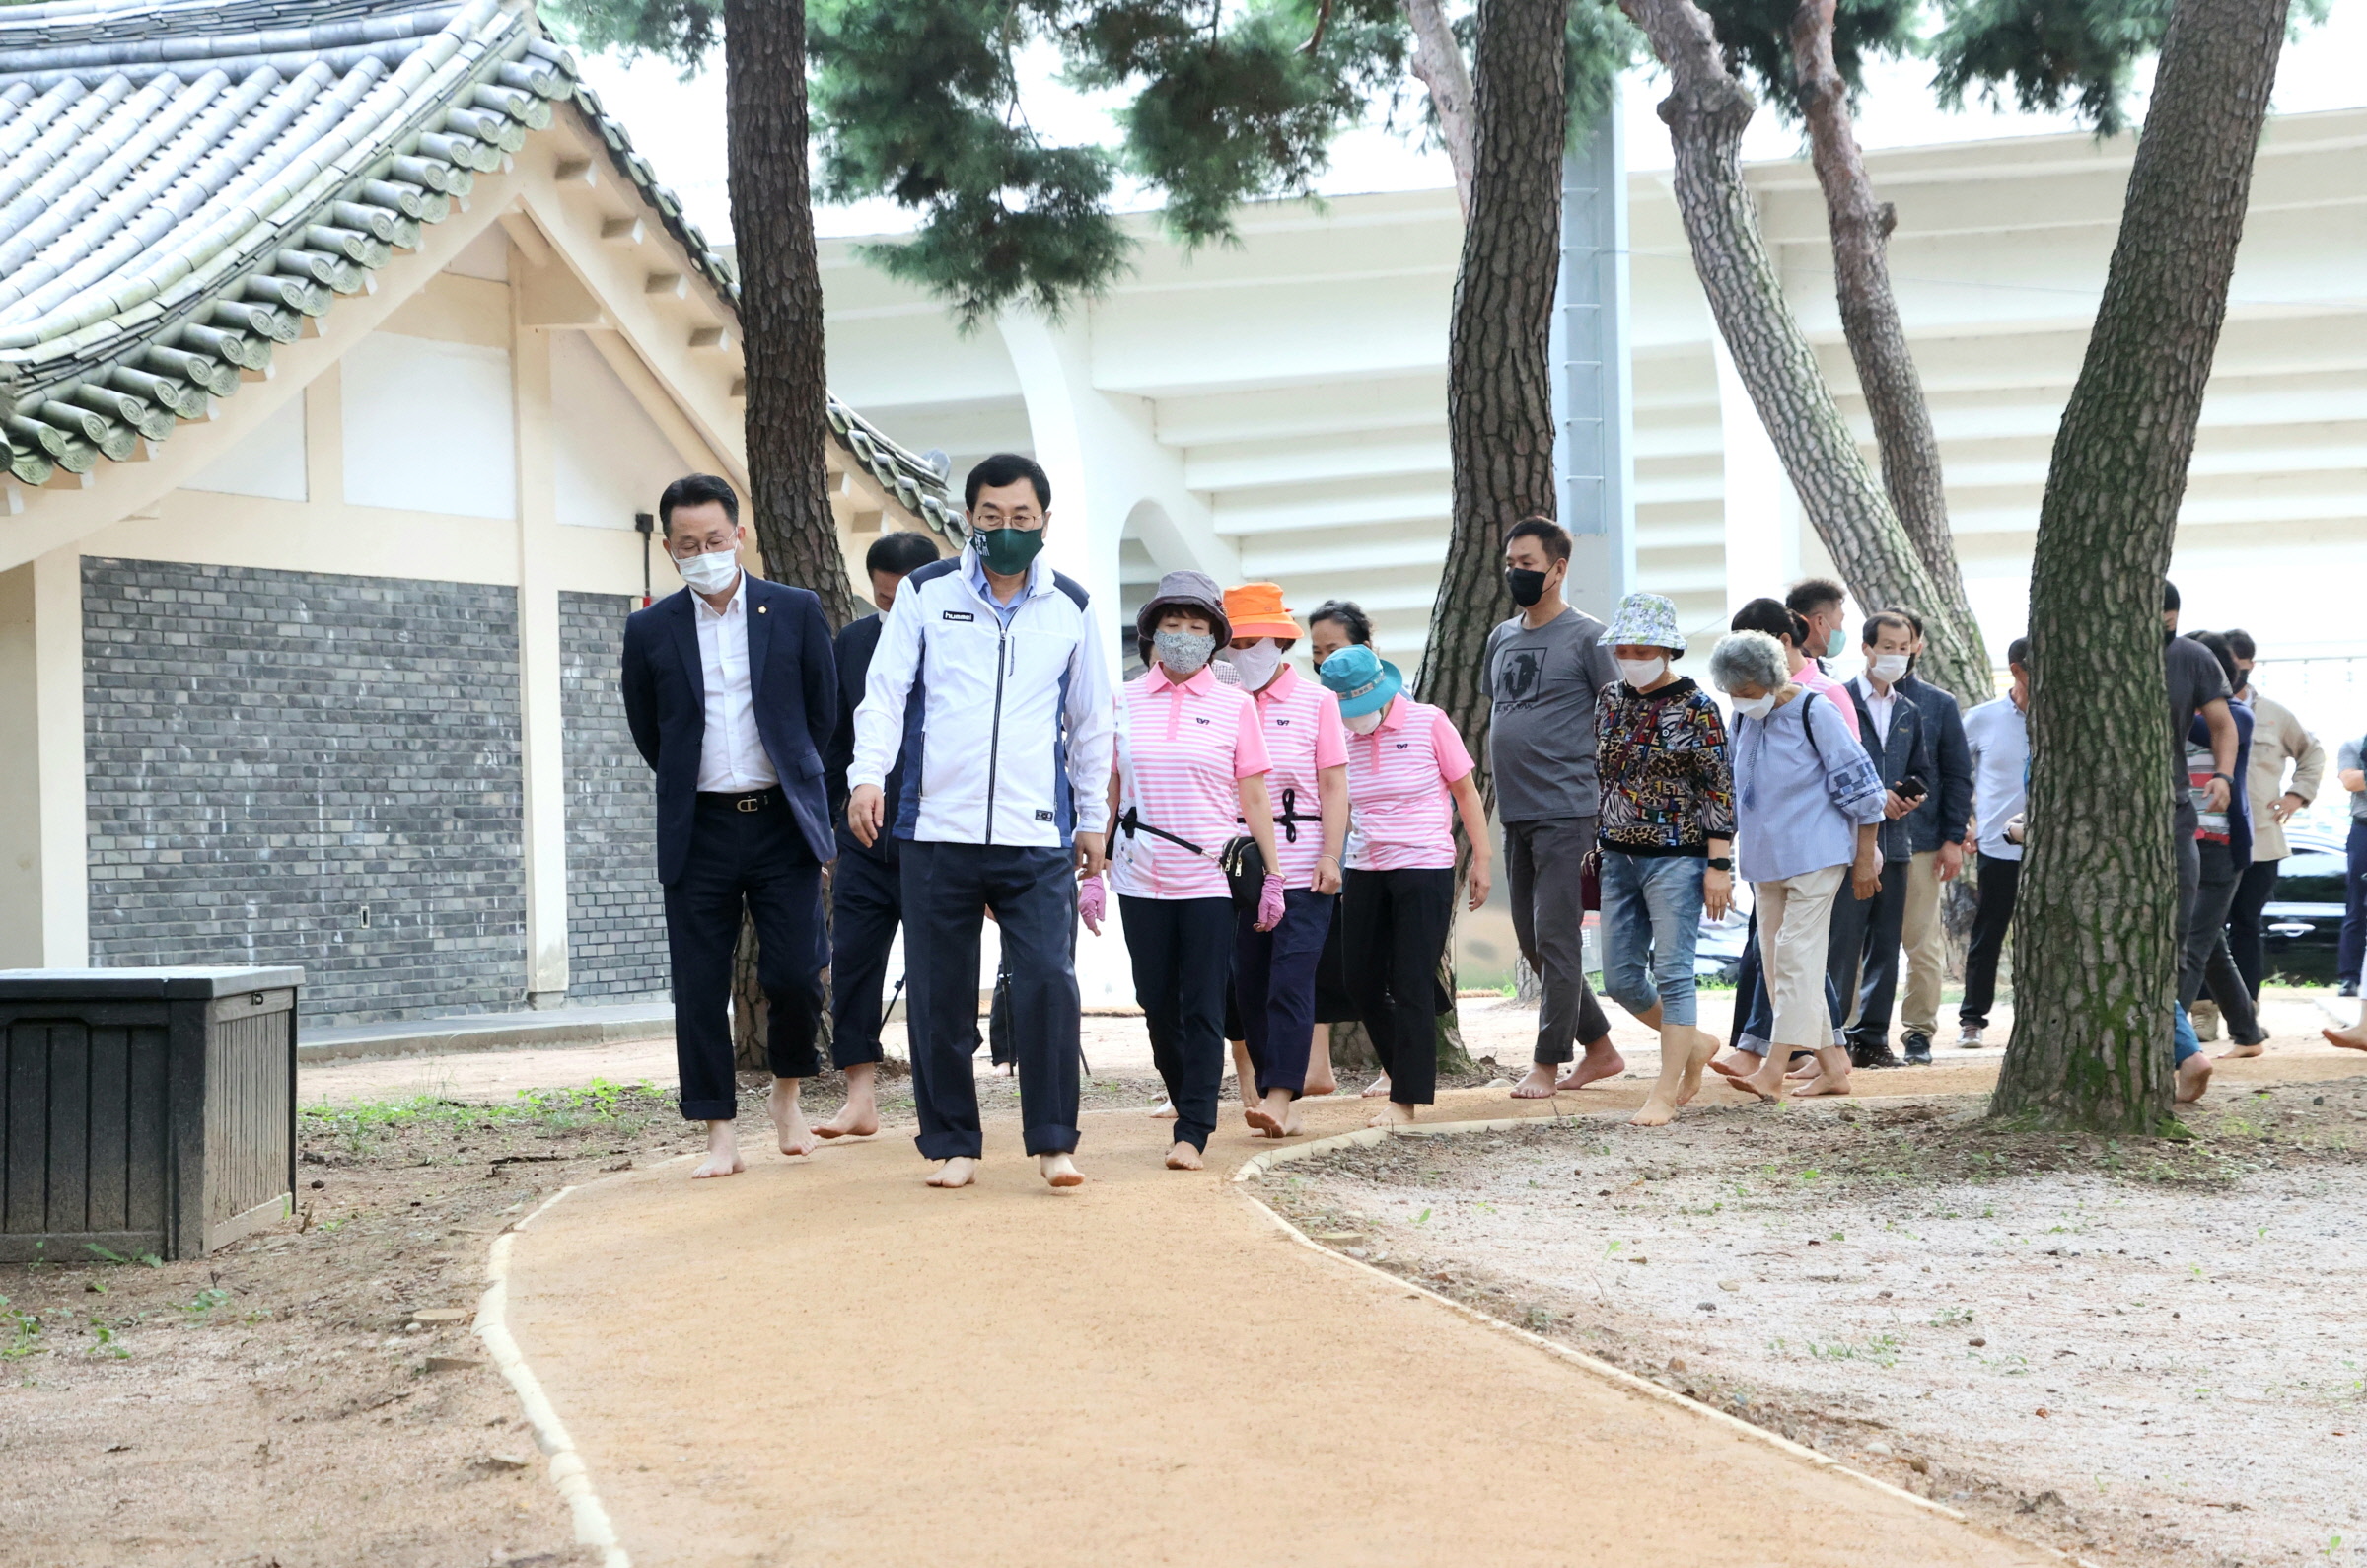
513, 319, 569, 1008
1713, 334, 1793, 618
1554, 88, 1636, 623
0, 547, 92, 967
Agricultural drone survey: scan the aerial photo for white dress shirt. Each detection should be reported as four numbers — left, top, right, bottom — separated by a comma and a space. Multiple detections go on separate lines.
1854, 675, 1897, 748
693, 576, 778, 792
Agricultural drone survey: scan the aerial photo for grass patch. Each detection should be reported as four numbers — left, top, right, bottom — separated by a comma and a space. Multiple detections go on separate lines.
303, 1078, 670, 1152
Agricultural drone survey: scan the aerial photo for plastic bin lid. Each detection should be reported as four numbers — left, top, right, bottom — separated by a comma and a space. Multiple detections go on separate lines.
0, 966, 305, 1000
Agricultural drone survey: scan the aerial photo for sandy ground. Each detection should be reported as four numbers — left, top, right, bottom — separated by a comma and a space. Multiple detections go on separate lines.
495, 1070, 2073, 1568
1272, 1052, 2367, 1568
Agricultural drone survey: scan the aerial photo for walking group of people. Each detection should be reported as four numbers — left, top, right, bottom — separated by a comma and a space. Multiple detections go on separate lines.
620, 456, 2353, 1187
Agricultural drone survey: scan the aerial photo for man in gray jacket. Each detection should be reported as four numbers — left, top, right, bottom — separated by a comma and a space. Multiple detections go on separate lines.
1486, 517, 1622, 1097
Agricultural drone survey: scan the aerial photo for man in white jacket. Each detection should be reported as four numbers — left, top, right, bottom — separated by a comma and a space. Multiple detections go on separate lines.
846, 454, 1113, 1189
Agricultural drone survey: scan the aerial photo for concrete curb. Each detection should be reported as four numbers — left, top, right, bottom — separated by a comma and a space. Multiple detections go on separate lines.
476, 1182, 631, 1568
1231, 1114, 2095, 1568
303, 1014, 672, 1065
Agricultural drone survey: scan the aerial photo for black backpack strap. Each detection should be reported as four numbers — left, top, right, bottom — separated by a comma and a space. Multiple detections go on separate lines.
1799, 688, 1823, 763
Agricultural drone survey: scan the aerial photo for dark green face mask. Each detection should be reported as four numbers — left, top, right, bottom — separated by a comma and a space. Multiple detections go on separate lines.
976, 525, 1045, 576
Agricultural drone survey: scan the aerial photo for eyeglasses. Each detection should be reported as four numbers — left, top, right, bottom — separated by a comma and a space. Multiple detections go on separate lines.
971, 508, 1041, 530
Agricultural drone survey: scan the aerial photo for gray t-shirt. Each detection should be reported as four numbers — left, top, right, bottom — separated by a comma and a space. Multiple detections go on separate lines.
2166, 634, 2231, 800
1483, 606, 1618, 823
2340, 736, 2367, 820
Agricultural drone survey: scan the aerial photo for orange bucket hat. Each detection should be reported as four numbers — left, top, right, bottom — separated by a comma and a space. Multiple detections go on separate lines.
1223, 581, 1302, 641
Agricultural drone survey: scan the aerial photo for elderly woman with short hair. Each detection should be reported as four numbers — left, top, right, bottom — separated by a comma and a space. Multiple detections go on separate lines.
1708, 630, 1888, 1102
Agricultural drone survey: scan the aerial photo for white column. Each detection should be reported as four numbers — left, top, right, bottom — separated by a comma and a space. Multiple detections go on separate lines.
33, 544, 88, 966
1714, 334, 1792, 617
513, 318, 569, 1006
1554, 87, 1636, 622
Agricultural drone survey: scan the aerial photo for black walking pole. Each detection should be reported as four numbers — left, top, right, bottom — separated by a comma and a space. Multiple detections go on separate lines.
634, 511, 655, 606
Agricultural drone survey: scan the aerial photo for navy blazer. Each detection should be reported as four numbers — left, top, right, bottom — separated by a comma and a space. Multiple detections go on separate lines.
1897, 675, 1974, 854
1844, 677, 1938, 864
620, 579, 837, 885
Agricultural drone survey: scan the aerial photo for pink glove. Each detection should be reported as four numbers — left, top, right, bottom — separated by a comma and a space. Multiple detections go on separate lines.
1255, 873, 1286, 932
1077, 875, 1106, 936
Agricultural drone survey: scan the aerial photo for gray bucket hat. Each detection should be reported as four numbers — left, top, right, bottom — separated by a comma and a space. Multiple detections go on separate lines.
1603, 591, 1686, 655
1135, 570, 1231, 646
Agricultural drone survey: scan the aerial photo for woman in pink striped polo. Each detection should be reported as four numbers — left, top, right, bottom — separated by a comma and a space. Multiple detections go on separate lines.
1093, 572, 1285, 1170
1319, 644, 1494, 1126
1222, 582, 1350, 1139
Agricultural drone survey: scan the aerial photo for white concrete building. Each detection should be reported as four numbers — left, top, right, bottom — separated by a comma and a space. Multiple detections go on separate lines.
823, 106, 2367, 755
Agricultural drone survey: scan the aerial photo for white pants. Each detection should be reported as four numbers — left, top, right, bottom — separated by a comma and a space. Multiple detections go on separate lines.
1755, 865, 1848, 1052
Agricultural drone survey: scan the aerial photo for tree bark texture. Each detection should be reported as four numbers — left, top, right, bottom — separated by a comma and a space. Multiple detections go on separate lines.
1786, 0, 1984, 699
1617, 0, 1987, 707
723, 0, 856, 631
1989, 0, 2289, 1131
1402, 0, 1476, 219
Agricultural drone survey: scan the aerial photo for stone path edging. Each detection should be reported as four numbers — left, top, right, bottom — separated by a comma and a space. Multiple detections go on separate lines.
476, 1180, 635, 1568
1230, 1113, 2096, 1568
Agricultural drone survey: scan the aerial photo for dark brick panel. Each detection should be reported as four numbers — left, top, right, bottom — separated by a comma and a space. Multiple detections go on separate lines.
83, 559, 528, 1026
559, 592, 668, 1002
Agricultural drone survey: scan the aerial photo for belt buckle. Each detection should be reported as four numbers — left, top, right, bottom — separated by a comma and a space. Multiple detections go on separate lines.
736, 794, 763, 814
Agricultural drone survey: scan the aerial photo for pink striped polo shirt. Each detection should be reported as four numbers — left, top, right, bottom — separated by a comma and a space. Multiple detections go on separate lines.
1111, 663, 1272, 900
1342, 696, 1474, 872
1794, 661, 1861, 740
1241, 664, 1348, 889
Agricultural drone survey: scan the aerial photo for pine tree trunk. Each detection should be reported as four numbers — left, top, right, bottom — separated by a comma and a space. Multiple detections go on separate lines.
1617, 0, 1986, 706
1787, 0, 1985, 702
1401, 0, 1476, 219
721, 0, 853, 1067
1989, 0, 2289, 1130
723, 0, 856, 631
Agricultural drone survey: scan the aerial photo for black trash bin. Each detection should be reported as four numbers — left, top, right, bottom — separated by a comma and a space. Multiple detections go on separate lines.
0, 966, 303, 1262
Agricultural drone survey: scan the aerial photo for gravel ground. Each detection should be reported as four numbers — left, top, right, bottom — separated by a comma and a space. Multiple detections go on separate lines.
1269, 1077, 2367, 1568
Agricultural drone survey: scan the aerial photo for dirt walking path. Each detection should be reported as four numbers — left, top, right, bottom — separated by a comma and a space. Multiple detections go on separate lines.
499, 1069, 2080, 1568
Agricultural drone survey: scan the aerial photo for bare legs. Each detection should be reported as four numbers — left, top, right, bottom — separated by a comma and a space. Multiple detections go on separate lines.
690, 1120, 745, 1179
690, 1076, 813, 1177
1629, 1025, 1718, 1126
1304, 1023, 1338, 1096
2175, 1053, 2214, 1104
1510, 1034, 1625, 1099
926, 1152, 1084, 1188
1246, 1085, 1302, 1138
816, 1062, 880, 1140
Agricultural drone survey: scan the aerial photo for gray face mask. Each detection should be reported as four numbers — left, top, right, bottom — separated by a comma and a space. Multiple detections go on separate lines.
1154, 629, 1217, 677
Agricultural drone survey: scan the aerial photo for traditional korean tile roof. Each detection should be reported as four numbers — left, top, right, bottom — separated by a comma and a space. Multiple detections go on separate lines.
0, 0, 963, 538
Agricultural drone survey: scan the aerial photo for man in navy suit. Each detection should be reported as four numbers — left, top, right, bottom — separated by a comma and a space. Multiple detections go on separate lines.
1828, 610, 1936, 1072
814, 528, 943, 1142
621, 474, 837, 1178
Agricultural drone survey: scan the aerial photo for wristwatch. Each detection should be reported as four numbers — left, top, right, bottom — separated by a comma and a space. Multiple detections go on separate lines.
1705, 857, 1733, 872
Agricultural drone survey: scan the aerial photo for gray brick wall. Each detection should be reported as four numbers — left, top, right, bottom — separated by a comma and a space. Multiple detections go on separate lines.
559, 592, 668, 1001
83, 558, 528, 1026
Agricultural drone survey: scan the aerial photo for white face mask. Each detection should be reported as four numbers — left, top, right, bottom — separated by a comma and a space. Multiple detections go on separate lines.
1732, 693, 1776, 721
675, 545, 740, 595
1616, 656, 1666, 689
1227, 638, 1284, 690
1868, 652, 1910, 684
1342, 709, 1384, 735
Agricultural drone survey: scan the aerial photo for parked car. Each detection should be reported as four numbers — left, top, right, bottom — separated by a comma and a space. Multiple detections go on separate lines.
2261, 824, 2350, 986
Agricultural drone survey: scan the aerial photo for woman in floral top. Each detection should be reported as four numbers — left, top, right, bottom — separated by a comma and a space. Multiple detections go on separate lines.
1593, 593, 1736, 1126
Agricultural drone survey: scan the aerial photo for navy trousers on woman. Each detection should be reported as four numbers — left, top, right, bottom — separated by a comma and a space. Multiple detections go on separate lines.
1341, 867, 1456, 1105
1235, 889, 1335, 1099
899, 839, 1081, 1161
1120, 895, 1236, 1152
664, 792, 827, 1121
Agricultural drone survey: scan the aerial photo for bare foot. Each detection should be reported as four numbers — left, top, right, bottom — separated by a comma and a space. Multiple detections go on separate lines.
816, 1063, 880, 1139
2214, 1042, 2264, 1060
1277, 1105, 1304, 1136
927, 1156, 979, 1188
1248, 1088, 1296, 1138
1709, 1050, 1759, 1082
1040, 1152, 1083, 1188
1304, 1025, 1337, 1097
1149, 1099, 1179, 1119
689, 1121, 744, 1179
2175, 1054, 2214, 1104
770, 1078, 820, 1157
1367, 1101, 1417, 1129
1791, 1072, 1853, 1098
1165, 1141, 1205, 1171
1674, 1029, 1719, 1106
1733, 1055, 1788, 1102
1360, 1073, 1393, 1099
1556, 1040, 1627, 1091
2326, 1025, 2367, 1053
1509, 1065, 1560, 1100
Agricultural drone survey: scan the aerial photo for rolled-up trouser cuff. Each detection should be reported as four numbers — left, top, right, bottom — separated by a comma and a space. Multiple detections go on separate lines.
1022, 1121, 1081, 1156
916, 1129, 984, 1162
680, 1098, 737, 1122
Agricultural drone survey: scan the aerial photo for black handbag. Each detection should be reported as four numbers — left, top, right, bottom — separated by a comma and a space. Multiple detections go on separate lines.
1117, 807, 1264, 914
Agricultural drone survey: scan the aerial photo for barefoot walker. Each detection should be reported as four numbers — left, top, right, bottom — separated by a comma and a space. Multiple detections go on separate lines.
1096, 572, 1285, 1171
1592, 593, 1735, 1127
1223, 583, 1351, 1140
846, 455, 1114, 1190
1711, 631, 1887, 1105
1323, 644, 1491, 1128
621, 475, 839, 1178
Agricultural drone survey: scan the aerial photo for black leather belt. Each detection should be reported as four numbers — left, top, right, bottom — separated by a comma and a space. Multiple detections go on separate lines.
696, 787, 782, 813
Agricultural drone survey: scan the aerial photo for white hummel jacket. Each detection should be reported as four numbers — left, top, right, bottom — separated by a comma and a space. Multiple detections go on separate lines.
847, 547, 1114, 848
